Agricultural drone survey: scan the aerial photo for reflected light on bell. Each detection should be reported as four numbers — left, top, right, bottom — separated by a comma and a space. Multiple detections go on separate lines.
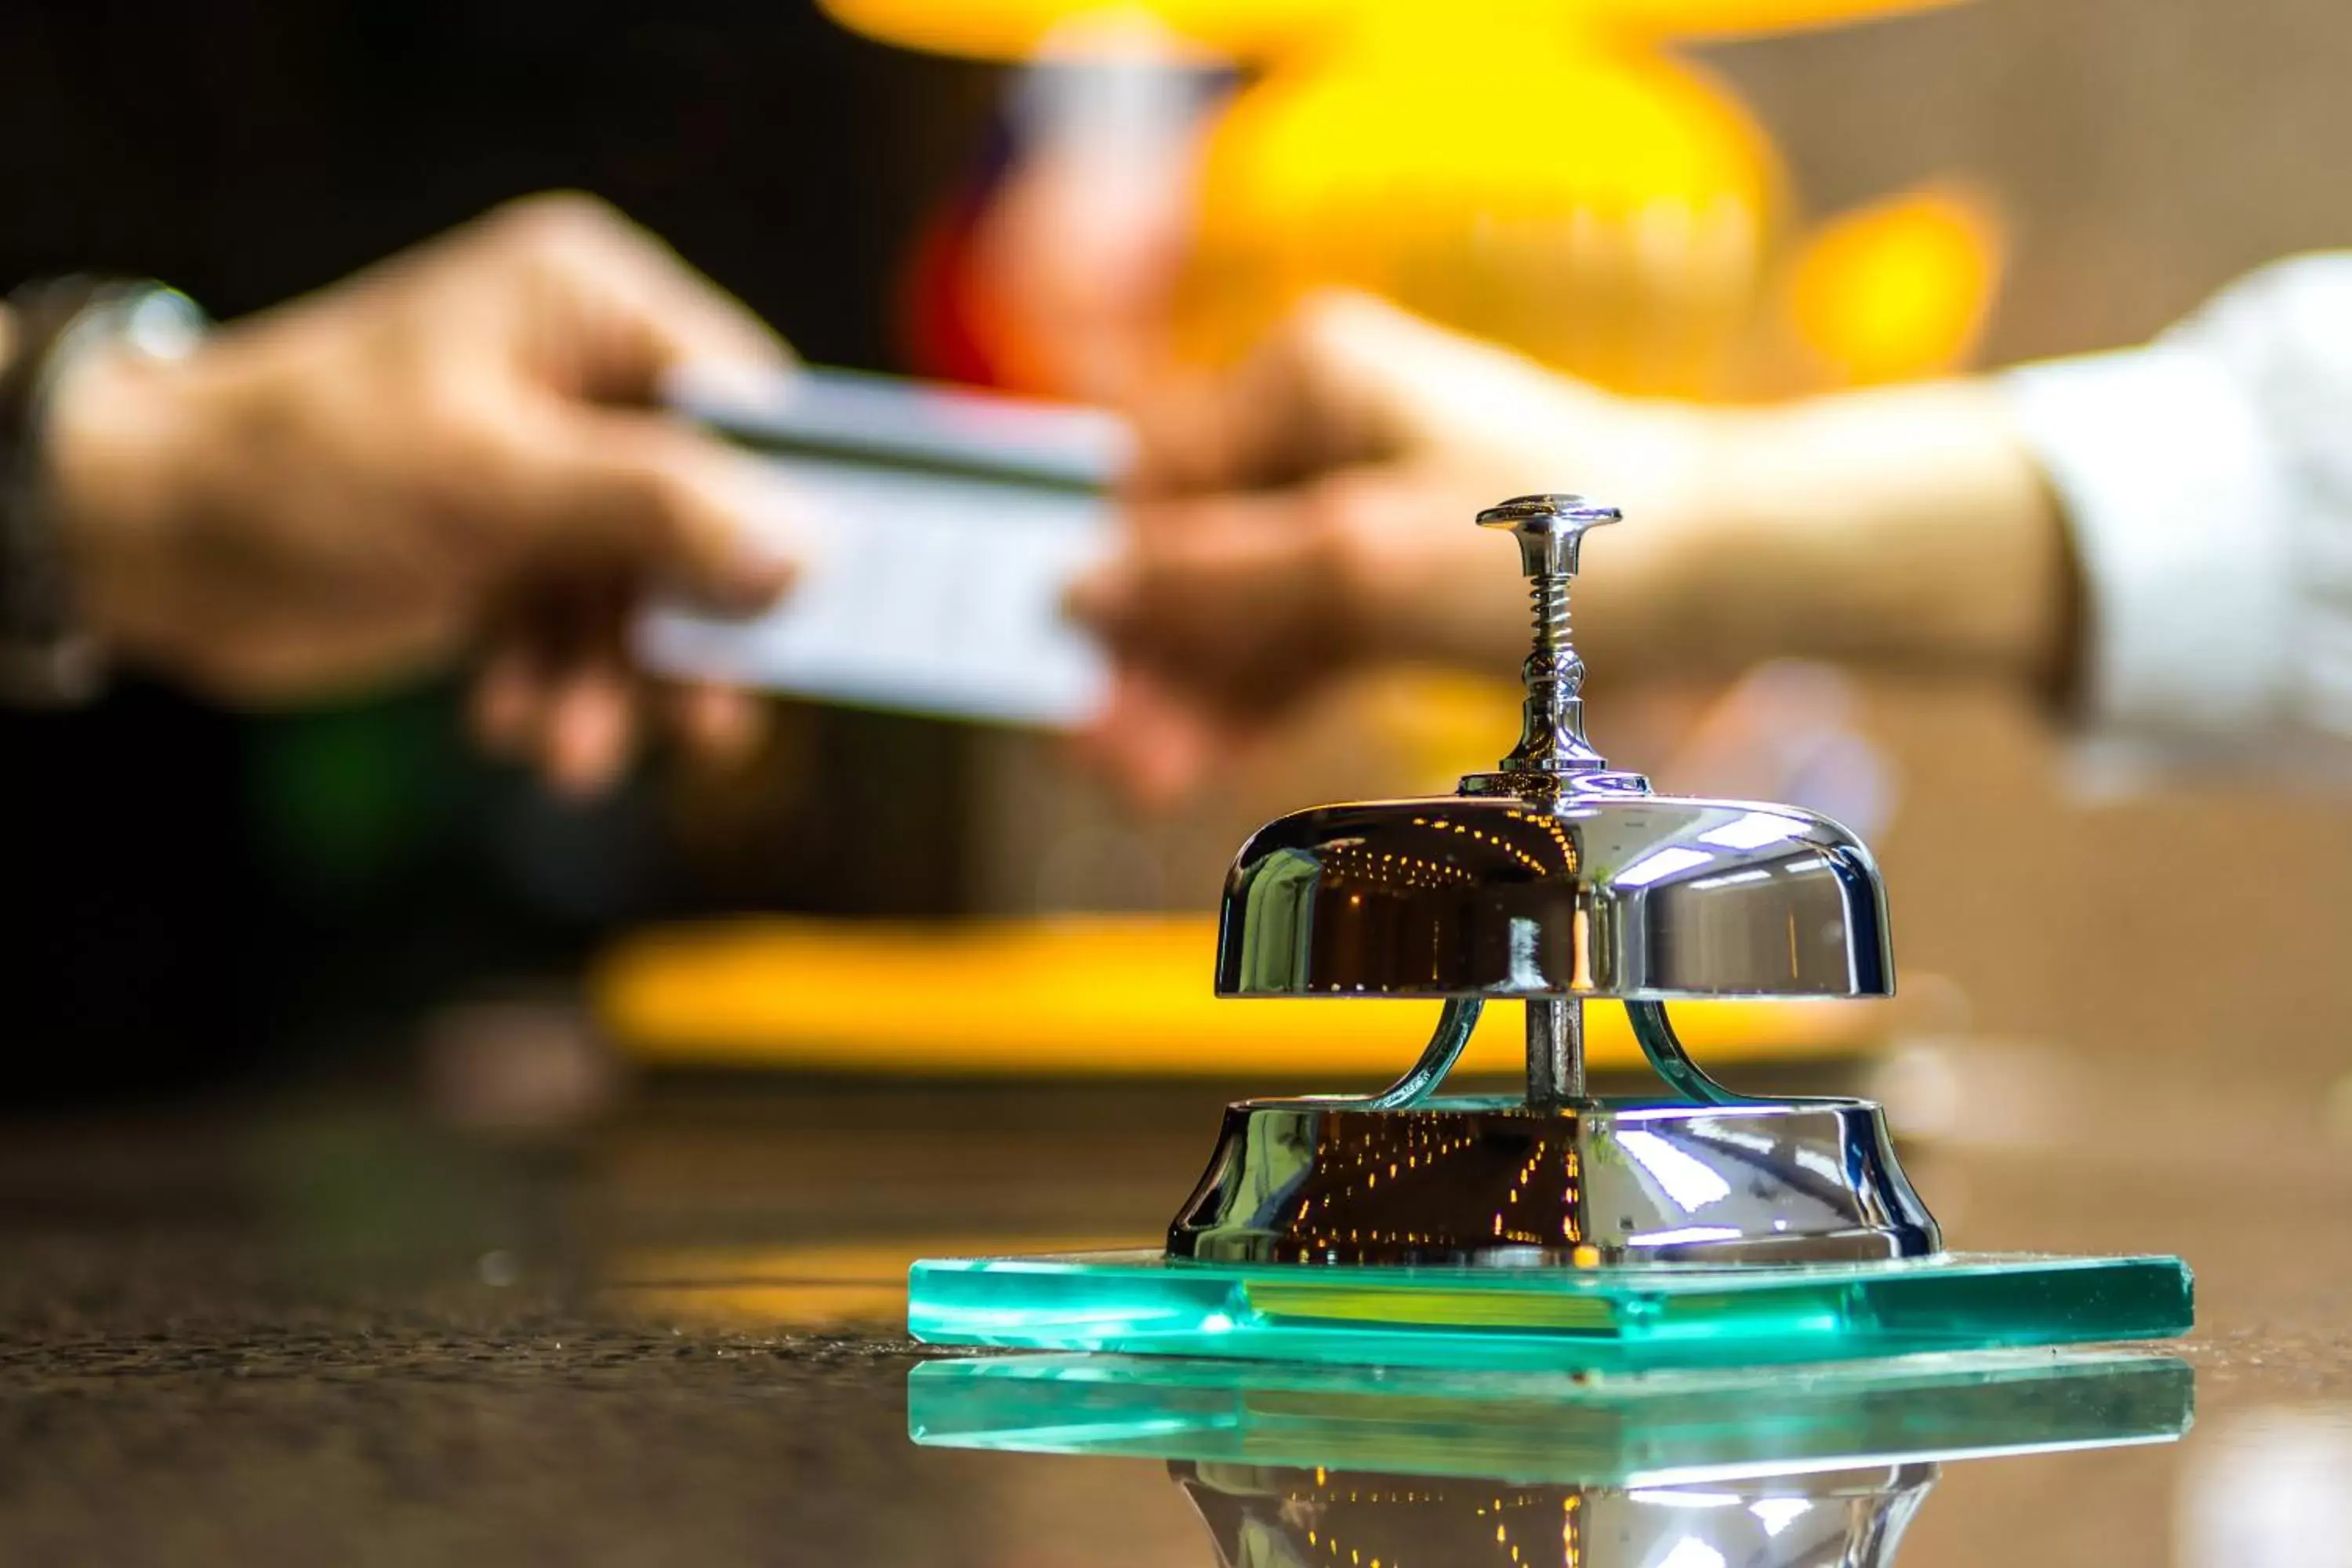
1697, 809, 1809, 849
1685, 867, 1774, 891
1627, 1490, 1747, 1508
1653, 1537, 1730, 1568
1626, 1225, 1746, 1247
1616, 845, 1715, 887
1617, 1131, 1733, 1211
1750, 1497, 1814, 1536
1791, 1145, 1844, 1181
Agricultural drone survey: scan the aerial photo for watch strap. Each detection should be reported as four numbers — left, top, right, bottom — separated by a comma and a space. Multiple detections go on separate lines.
0, 278, 203, 707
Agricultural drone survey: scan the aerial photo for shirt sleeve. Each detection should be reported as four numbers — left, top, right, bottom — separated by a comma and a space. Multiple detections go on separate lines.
2002, 254, 2352, 779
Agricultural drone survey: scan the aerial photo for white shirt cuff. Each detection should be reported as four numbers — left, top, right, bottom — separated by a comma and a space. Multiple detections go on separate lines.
2002, 344, 2295, 748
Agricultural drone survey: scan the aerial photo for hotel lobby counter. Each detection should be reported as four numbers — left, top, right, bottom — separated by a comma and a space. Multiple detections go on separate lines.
0, 1073, 2335, 1564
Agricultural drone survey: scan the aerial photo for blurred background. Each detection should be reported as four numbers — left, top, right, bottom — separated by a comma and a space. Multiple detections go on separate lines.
5, 0, 2350, 1111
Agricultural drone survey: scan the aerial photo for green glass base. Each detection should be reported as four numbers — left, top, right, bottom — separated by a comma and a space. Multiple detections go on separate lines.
907, 1348, 2195, 1484
907, 1250, 2192, 1371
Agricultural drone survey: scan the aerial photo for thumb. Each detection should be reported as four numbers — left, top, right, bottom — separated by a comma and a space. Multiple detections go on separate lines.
1070, 489, 1324, 660
1127, 290, 1499, 498
519, 409, 804, 610
1070, 482, 1370, 732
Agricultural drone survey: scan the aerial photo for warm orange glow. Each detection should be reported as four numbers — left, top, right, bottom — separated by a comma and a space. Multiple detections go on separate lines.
594, 913, 1896, 1076
1787, 186, 2003, 386
816, 0, 1324, 61
821, 0, 1965, 60
1592, 0, 1965, 41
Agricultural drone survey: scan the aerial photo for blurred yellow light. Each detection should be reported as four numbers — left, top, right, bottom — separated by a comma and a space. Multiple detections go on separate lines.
1178, 30, 1780, 393
594, 913, 1895, 1076
1786, 186, 2003, 386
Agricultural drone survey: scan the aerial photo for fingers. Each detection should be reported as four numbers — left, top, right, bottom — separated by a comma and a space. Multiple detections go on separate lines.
475, 192, 793, 405
470, 642, 539, 756
539, 662, 641, 797
1066, 483, 1357, 808
470, 569, 634, 795
1125, 290, 1479, 498
1073, 474, 1393, 687
506, 410, 804, 611
667, 681, 765, 765
1073, 490, 1319, 660
404, 194, 808, 603
450, 199, 797, 783
471, 633, 769, 797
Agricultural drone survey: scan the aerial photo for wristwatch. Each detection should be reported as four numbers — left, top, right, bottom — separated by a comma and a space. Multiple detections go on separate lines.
0, 278, 206, 707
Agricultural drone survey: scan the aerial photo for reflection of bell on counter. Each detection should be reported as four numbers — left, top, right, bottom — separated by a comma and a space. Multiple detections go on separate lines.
1177, 1461, 1933, 1568
907, 1347, 2195, 1568
909, 498, 2192, 1368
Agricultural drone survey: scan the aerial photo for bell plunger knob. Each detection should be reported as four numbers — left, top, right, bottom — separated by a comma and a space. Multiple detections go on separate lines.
1477, 494, 1620, 779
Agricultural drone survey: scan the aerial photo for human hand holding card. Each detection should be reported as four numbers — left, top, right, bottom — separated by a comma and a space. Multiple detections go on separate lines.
637, 366, 1124, 728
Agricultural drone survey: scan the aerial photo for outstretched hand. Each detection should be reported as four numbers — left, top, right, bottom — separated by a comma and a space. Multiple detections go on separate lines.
1070, 292, 1721, 805
46, 192, 800, 794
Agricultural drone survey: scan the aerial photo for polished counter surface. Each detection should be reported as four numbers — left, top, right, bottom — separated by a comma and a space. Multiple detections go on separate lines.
0, 1069, 2342, 1564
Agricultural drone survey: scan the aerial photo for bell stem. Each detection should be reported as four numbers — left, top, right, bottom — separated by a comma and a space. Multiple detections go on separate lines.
1526, 996, 1583, 1106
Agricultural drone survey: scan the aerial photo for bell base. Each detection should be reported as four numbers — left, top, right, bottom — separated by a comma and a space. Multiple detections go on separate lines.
906, 1249, 2193, 1371
1165, 1094, 1942, 1268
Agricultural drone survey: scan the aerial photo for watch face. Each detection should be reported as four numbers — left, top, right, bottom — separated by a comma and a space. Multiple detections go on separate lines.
118, 287, 208, 361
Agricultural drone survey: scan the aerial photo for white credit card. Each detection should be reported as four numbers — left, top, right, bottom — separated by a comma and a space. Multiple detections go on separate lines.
637, 365, 1126, 729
